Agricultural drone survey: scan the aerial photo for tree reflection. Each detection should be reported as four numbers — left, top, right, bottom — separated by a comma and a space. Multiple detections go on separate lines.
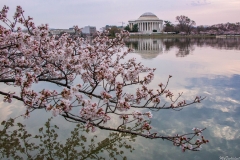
163, 38, 195, 57
0, 118, 135, 159
125, 41, 138, 49
194, 38, 240, 50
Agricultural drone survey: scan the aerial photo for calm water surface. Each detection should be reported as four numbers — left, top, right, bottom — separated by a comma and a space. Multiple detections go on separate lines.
1, 38, 240, 160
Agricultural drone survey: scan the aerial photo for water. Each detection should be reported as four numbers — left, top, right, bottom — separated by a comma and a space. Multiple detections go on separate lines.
1, 37, 240, 159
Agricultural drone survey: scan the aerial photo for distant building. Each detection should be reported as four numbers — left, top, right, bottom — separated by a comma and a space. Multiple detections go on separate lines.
128, 12, 163, 33
82, 26, 97, 35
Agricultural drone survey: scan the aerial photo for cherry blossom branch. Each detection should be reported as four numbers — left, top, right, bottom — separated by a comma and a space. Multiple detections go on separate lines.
0, 5, 209, 152
61, 112, 208, 151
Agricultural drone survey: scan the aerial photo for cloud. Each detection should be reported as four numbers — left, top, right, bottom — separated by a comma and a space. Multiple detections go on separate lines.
191, 0, 211, 6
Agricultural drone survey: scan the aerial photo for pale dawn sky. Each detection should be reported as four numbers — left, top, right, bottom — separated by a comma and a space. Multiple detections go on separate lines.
0, 0, 240, 29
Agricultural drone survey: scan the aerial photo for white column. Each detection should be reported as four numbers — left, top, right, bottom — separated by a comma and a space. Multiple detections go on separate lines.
150, 22, 152, 31
147, 22, 149, 31
151, 22, 153, 31
161, 21, 163, 31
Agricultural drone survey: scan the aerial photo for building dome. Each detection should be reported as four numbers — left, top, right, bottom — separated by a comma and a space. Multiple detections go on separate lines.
140, 12, 157, 17
137, 12, 160, 21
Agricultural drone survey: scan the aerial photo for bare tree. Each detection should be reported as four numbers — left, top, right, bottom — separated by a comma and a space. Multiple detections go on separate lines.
176, 15, 196, 34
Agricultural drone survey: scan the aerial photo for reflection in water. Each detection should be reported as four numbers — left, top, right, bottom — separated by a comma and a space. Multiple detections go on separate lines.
163, 38, 240, 51
123, 38, 240, 159
0, 118, 135, 159
163, 39, 195, 57
125, 39, 164, 59
1, 37, 240, 159
126, 37, 240, 58
193, 38, 240, 50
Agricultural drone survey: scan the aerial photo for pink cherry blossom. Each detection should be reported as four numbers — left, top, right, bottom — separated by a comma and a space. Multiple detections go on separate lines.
0, 6, 208, 152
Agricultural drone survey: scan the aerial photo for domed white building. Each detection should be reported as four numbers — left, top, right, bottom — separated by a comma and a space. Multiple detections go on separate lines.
128, 12, 163, 33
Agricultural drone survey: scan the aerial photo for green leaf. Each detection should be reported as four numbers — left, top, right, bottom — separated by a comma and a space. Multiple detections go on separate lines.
1, 121, 6, 125
39, 127, 43, 132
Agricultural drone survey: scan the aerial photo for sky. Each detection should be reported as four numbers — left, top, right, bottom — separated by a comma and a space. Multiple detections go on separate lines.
0, 0, 240, 30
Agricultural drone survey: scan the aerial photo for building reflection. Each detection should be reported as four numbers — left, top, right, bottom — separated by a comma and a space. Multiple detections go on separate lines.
125, 39, 164, 59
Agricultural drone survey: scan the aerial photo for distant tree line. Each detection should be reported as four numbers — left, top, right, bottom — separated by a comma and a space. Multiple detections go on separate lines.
101, 24, 138, 38
163, 15, 240, 35
124, 24, 138, 32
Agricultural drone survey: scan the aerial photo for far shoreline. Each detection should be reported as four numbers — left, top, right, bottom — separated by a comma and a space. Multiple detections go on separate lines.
129, 34, 240, 39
